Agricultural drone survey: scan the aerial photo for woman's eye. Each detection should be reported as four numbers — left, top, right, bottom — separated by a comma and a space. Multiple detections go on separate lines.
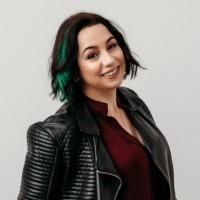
87, 53, 98, 60
108, 43, 117, 50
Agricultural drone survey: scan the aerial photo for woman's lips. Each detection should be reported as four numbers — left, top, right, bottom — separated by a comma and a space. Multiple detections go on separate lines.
101, 66, 119, 77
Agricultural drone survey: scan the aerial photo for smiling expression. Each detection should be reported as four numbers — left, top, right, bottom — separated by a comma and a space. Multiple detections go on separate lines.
77, 23, 126, 96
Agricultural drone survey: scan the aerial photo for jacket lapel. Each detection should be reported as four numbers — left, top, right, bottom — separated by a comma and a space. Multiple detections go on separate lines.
71, 92, 122, 170
119, 87, 159, 153
71, 94, 99, 135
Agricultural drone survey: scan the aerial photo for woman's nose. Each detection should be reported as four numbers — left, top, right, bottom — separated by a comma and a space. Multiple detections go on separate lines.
101, 51, 115, 67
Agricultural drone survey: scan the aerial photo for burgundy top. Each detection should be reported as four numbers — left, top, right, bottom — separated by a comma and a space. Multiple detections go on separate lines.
86, 96, 156, 200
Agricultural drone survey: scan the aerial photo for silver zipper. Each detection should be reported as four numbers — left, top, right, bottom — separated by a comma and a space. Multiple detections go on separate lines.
93, 136, 122, 200
96, 169, 122, 200
96, 169, 101, 200
92, 136, 100, 200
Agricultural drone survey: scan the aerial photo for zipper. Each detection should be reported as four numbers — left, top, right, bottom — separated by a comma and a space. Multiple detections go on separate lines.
92, 136, 101, 200
96, 170, 122, 200
93, 136, 122, 200
96, 169, 101, 200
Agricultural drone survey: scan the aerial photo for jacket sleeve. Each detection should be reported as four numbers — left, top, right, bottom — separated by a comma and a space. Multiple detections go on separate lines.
18, 122, 59, 200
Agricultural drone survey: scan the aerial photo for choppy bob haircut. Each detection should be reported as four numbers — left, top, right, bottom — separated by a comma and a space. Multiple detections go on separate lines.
49, 12, 145, 102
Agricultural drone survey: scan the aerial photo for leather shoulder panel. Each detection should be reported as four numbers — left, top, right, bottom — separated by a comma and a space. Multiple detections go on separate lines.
33, 101, 76, 145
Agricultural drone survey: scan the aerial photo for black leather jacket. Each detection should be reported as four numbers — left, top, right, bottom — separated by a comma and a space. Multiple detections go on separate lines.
18, 87, 177, 200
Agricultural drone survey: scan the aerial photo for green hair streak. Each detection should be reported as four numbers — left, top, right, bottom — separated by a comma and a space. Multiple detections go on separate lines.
55, 38, 72, 101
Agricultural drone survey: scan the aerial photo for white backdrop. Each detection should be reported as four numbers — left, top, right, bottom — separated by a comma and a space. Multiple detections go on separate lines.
1, 0, 200, 199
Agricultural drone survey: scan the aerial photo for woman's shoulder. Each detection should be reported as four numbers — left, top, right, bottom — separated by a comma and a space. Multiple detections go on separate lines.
119, 86, 140, 99
27, 101, 76, 145
119, 86, 155, 123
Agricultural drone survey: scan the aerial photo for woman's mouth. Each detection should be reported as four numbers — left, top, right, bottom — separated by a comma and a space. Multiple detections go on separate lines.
101, 66, 119, 78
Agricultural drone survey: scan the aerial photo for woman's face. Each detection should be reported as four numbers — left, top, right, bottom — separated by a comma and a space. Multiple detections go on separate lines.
77, 23, 126, 96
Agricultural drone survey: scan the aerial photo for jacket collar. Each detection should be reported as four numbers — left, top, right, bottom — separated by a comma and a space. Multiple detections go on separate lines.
71, 87, 141, 135
85, 93, 129, 117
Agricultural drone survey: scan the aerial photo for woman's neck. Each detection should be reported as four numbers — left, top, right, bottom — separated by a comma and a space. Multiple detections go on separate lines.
82, 87, 119, 116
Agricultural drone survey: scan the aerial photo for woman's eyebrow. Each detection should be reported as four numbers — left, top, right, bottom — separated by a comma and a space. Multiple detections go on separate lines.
82, 36, 115, 55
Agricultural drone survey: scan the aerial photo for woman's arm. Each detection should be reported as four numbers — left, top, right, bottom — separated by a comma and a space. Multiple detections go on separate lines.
18, 123, 59, 200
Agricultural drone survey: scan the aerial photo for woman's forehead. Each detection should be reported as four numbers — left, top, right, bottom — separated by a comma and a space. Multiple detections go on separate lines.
77, 24, 114, 51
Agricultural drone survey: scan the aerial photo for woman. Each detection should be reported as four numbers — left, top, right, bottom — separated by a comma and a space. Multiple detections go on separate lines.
18, 12, 177, 200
